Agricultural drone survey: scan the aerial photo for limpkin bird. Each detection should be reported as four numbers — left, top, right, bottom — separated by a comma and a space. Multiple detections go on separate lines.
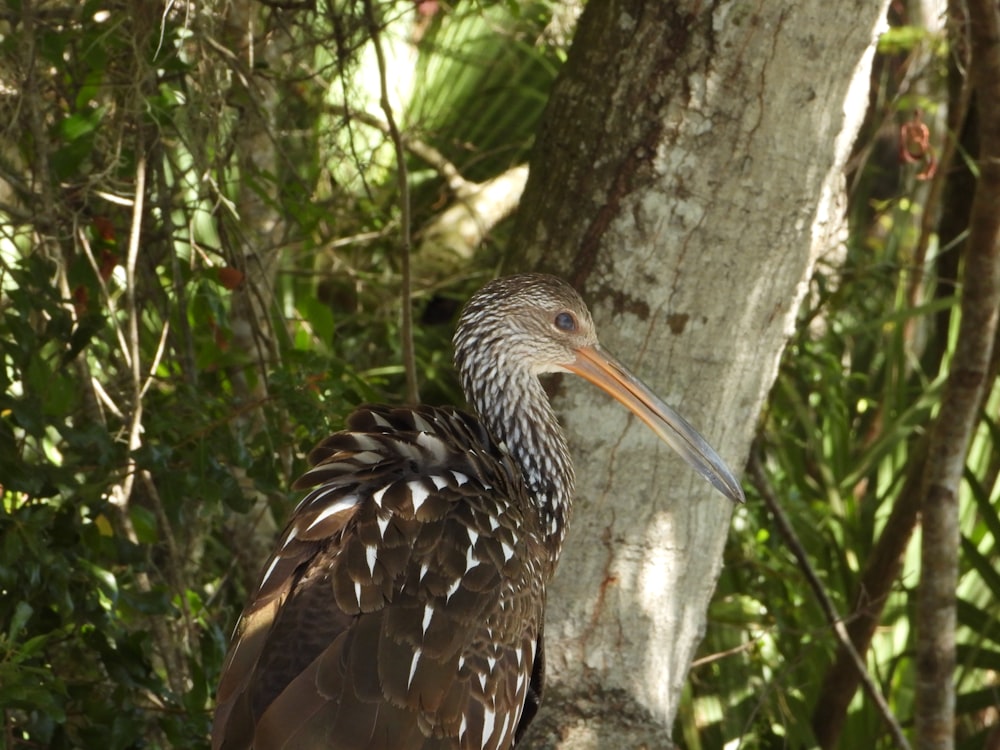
212, 273, 743, 750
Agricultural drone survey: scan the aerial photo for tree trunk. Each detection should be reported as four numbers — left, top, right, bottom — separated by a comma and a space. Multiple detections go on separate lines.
507, 1, 889, 745
916, 3, 1000, 748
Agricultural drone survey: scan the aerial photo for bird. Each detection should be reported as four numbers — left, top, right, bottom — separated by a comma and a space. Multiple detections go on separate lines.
211, 273, 744, 750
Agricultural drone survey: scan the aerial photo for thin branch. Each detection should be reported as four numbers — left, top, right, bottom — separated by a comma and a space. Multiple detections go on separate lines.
107, 152, 147, 516
363, 0, 418, 404
77, 226, 131, 359
812, 433, 927, 748
420, 165, 529, 259
155, 147, 197, 384
99, 148, 188, 697
748, 450, 912, 750
331, 104, 471, 194
139, 319, 171, 399
916, 2, 1000, 748
813, 6, 976, 745
125, 156, 146, 423
689, 636, 760, 668
331, 103, 528, 260
52, 226, 105, 429
90, 376, 125, 419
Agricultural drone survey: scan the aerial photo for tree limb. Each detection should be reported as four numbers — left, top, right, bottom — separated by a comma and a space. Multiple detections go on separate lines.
812, 6, 975, 744
916, 2, 1000, 748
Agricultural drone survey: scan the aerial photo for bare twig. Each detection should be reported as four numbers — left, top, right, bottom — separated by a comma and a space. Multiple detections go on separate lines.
363, 0, 418, 404
102, 148, 190, 696
155, 147, 197, 384
77, 226, 131, 358
90, 377, 125, 419
331, 104, 470, 194
52, 227, 105, 428
812, 433, 927, 748
748, 450, 912, 750
331, 103, 528, 261
916, 2, 1000, 749
125, 160, 145, 397
689, 637, 760, 668
107, 153, 147, 516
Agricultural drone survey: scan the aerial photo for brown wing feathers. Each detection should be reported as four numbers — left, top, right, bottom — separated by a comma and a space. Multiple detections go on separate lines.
212, 405, 545, 750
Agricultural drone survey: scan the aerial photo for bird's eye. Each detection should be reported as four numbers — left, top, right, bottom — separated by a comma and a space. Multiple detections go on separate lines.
554, 311, 577, 332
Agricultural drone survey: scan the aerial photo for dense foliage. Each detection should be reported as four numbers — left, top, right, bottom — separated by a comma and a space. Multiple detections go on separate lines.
0, 1, 996, 748
0, 1, 561, 746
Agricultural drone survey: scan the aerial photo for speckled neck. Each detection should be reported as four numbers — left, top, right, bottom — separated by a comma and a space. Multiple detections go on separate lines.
454, 315, 575, 564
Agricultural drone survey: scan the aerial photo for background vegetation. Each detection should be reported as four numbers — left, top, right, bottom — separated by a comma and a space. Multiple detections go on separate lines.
0, 1, 996, 748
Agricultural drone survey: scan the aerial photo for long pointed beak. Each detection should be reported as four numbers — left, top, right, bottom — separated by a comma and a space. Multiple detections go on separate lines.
566, 345, 745, 504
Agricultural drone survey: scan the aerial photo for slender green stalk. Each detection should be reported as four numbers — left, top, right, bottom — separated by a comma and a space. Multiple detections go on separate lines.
364, 0, 419, 404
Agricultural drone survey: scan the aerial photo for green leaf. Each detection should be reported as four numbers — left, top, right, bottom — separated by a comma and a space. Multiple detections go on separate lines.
957, 598, 1000, 646
7, 600, 33, 641
956, 643, 1000, 672
961, 536, 1000, 601
58, 108, 104, 142
77, 558, 119, 608
129, 505, 159, 545
296, 294, 336, 350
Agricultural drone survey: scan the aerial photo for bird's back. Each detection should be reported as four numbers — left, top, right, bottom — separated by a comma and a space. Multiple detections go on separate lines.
212, 404, 549, 750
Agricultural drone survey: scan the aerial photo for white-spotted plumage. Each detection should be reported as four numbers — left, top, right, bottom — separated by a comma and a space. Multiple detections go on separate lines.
304, 495, 356, 531
407, 648, 422, 690
498, 713, 512, 750
482, 706, 497, 749
500, 541, 514, 563
464, 545, 478, 574
257, 556, 281, 592
410, 480, 430, 513
212, 274, 742, 750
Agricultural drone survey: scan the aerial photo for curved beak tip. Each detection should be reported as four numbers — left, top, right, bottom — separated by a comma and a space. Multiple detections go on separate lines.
568, 345, 745, 506
714, 474, 746, 505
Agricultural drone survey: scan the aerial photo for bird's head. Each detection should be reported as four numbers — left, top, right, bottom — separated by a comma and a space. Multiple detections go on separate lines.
454, 273, 744, 504
454, 273, 599, 378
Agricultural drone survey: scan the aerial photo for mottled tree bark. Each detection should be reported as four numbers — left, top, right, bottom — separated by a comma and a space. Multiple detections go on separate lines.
507, 1, 889, 745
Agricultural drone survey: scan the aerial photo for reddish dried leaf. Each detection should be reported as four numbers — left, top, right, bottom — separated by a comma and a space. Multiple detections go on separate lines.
217, 267, 245, 290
